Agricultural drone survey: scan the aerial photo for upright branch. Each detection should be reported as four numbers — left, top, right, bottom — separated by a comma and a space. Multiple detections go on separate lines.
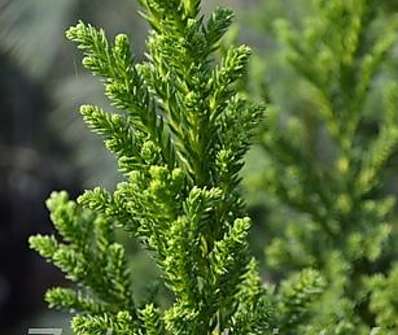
26, 0, 327, 334
30, 0, 329, 333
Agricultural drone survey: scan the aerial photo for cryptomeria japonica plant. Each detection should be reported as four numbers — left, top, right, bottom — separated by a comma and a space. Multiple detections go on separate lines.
29, 0, 325, 334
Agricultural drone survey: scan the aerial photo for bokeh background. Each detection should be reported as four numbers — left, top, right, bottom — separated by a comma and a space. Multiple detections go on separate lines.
2, 0, 398, 334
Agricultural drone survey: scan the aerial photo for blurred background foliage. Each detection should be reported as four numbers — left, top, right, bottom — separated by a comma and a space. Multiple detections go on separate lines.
243, 0, 398, 268
2, 0, 398, 333
243, 0, 398, 332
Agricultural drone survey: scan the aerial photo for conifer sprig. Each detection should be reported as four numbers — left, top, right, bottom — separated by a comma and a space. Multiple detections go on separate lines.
30, 0, 329, 333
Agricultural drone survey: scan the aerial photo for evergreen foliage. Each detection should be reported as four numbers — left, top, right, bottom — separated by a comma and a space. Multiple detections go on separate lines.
30, 0, 325, 333
247, 0, 398, 332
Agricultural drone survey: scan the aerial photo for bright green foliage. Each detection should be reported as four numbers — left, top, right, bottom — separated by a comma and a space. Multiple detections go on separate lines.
247, 0, 398, 332
367, 264, 398, 332
277, 269, 325, 331
30, 192, 137, 318
29, 0, 326, 334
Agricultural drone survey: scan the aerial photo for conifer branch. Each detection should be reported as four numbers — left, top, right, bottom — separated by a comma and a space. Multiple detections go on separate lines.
27, 1, 303, 334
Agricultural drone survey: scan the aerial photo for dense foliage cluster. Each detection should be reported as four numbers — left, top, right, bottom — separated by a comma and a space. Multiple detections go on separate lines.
29, 0, 327, 334
29, 0, 398, 333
